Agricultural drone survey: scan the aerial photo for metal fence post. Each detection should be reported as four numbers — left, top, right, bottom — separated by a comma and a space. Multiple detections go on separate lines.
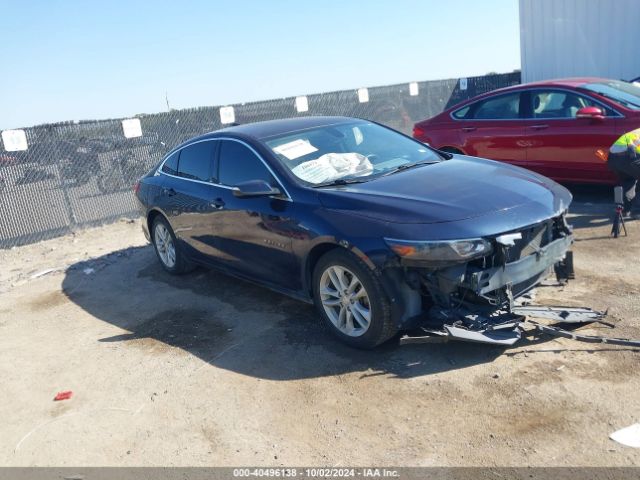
52, 136, 77, 232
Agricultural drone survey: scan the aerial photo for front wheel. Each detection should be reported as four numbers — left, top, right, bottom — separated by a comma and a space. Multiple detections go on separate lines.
312, 249, 397, 349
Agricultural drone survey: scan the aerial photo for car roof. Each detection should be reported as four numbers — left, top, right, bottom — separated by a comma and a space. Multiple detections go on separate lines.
502, 77, 609, 91
456, 77, 613, 106
197, 116, 361, 142
436, 77, 619, 115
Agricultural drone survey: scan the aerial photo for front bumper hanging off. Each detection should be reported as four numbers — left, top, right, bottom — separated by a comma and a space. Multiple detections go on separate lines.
396, 213, 640, 348
465, 236, 573, 296
399, 305, 640, 348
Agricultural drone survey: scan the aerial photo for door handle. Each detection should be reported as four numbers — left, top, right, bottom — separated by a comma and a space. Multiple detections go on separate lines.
211, 198, 225, 210
462, 126, 476, 132
529, 124, 548, 130
162, 187, 176, 196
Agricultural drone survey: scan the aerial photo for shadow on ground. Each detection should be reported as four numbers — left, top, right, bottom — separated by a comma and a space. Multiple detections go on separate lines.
60, 243, 620, 382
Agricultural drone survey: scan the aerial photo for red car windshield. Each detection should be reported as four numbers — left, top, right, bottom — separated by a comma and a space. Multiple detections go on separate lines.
582, 80, 640, 110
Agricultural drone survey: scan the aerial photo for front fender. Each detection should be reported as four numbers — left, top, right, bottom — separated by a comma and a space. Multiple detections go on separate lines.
297, 210, 418, 325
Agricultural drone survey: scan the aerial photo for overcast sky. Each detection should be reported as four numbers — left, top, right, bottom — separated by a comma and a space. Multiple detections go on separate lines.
0, 0, 520, 129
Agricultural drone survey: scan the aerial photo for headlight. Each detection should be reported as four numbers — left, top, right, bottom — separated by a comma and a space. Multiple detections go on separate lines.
384, 237, 492, 263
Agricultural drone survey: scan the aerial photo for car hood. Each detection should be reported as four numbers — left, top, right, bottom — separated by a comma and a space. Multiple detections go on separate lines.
316, 156, 572, 225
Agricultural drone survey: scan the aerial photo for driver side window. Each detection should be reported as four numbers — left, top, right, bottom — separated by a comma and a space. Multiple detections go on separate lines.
530, 90, 603, 119
218, 140, 276, 187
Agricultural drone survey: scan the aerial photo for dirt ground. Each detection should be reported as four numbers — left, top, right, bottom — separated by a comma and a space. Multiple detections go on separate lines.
1, 197, 639, 467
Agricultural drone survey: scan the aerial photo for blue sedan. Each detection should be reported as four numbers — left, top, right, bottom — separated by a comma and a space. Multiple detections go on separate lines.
135, 116, 574, 348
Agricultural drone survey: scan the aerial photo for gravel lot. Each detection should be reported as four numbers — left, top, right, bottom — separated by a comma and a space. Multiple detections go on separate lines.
1, 193, 639, 467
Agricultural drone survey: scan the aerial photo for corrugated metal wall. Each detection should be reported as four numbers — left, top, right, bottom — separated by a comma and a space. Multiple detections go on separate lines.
520, 0, 640, 83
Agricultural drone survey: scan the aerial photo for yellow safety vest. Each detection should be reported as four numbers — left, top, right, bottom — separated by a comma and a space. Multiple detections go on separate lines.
610, 128, 640, 155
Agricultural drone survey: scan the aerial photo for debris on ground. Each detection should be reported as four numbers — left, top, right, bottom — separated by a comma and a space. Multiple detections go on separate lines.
610, 423, 640, 448
53, 391, 73, 401
29, 268, 64, 279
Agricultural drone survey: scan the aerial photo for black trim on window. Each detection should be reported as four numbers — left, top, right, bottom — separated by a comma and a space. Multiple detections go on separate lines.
521, 88, 623, 119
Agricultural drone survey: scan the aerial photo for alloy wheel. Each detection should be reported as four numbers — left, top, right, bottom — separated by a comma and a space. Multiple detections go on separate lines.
154, 223, 176, 268
319, 265, 371, 337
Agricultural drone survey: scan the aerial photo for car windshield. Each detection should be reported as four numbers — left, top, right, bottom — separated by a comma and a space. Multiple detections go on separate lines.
263, 121, 442, 186
582, 80, 640, 110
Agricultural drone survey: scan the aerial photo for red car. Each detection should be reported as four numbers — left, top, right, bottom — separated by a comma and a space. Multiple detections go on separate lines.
413, 78, 640, 185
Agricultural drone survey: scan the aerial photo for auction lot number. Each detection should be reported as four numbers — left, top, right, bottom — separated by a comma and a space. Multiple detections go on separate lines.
233, 468, 399, 478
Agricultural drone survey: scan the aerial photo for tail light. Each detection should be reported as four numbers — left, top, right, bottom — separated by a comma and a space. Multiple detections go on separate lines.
412, 125, 426, 139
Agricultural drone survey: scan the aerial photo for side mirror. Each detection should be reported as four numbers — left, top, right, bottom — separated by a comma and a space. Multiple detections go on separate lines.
576, 106, 605, 121
232, 179, 281, 198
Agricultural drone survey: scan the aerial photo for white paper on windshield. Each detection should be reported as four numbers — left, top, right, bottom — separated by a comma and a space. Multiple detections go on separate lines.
1, 129, 28, 151
292, 152, 373, 184
291, 159, 338, 183
122, 118, 142, 138
273, 139, 318, 160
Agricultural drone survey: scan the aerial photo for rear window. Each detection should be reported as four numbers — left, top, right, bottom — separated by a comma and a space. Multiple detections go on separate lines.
177, 141, 216, 182
472, 92, 521, 119
161, 151, 178, 175
452, 105, 471, 119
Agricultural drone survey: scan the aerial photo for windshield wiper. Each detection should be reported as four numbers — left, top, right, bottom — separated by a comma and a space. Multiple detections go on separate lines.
312, 177, 373, 188
381, 160, 440, 177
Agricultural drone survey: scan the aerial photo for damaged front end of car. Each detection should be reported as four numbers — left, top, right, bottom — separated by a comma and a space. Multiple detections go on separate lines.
382, 212, 608, 346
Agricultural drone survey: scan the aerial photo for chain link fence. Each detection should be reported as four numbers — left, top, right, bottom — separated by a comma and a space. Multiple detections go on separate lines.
0, 72, 520, 248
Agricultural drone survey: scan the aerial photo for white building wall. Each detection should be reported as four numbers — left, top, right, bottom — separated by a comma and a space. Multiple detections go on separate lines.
520, 0, 640, 83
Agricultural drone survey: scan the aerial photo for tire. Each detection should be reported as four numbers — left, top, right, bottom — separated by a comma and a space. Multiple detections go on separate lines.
151, 216, 195, 274
312, 249, 397, 349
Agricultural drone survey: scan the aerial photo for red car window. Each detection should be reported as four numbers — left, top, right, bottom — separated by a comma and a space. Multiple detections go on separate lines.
472, 92, 521, 120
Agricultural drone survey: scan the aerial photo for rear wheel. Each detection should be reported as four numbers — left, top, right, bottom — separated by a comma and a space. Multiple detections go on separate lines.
152, 216, 194, 274
312, 249, 397, 348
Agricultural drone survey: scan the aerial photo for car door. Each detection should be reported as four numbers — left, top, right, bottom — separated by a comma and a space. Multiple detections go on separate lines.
208, 138, 300, 290
158, 139, 225, 260
456, 91, 528, 168
523, 89, 618, 183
